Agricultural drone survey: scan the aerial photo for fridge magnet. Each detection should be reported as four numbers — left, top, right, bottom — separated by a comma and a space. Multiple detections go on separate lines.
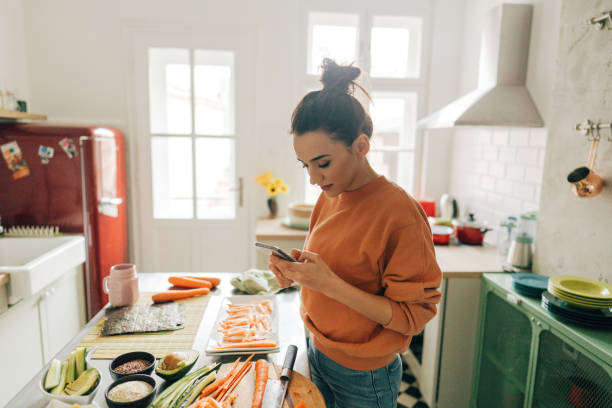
1, 141, 30, 179
38, 145, 55, 164
59, 137, 78, 158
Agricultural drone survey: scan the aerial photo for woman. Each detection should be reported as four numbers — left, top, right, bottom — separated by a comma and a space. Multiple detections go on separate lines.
269, 59, 442, 408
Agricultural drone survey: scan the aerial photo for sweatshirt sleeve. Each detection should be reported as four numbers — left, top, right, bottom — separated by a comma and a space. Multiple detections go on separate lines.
380, 220, 442, 335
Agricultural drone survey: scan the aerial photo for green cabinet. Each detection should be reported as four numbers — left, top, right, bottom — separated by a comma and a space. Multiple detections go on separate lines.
471, 274, 612, 408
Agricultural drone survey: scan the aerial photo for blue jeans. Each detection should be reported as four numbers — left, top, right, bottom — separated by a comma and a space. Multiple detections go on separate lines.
307, 338, 402, 408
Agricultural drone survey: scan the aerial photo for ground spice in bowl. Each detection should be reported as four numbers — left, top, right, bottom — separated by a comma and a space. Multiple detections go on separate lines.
113, 359, 152, 374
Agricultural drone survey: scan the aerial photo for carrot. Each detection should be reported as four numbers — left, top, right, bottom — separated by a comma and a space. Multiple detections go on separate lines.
169, 276, 212, 289
251, 360, 269, 408
215, 341, 277, 350
152, 287, 210, 303
185, 276, 221, 287
295, 401, 307, 408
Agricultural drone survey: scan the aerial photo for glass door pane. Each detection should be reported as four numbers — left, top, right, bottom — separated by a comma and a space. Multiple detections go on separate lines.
476, 291, 532, 408
307, 12, 359, 74
532, 331, 612, 408
148, 48, 192, 134
151, 136, 193, 219
194, 50, 235, 135
195, 137, 236, 219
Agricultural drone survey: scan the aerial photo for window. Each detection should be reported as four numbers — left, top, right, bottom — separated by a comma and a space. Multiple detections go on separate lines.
148, 48, 236, 219
303, 9, 427, 204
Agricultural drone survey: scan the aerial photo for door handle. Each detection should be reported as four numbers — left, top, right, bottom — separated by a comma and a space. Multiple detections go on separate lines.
99, 197, 123, 205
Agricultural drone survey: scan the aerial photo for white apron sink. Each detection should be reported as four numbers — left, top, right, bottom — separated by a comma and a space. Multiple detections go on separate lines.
0, 236, 85, 305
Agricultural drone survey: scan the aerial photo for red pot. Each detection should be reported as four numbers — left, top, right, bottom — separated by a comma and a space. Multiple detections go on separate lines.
431, 225, 453, 245
455, 225, 489, 245
453, 213, 490, 245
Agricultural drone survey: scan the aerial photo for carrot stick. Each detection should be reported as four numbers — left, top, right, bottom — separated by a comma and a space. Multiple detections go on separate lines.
152, 287, 210, 303
213, 357, 247, 400
215, 341, 277, 350
169, 276, 212, 289
251, 360, 269, 408
185, 276, 221, 287
295, 401, 307, 408
201, 357, 242, 398
216, 354, 254, 401
220, 362, 253, 402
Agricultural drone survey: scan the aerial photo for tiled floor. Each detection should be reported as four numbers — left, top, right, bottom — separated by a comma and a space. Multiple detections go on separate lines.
398, 356, 429, 408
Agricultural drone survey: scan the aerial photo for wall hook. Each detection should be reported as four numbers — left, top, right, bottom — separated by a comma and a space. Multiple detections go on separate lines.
575, 119, 612, 141
587, 11, 612, 30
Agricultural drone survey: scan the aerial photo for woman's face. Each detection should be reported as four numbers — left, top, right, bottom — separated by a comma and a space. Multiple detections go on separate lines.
293, 130, 364, 197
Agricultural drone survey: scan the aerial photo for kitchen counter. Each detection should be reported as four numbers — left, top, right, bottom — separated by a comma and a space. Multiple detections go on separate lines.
6, 272, 309, 408
255, 218, 504, 277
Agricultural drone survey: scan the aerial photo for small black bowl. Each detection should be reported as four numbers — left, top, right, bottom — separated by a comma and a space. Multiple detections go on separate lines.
105, 374, 157, 408
109, 351, 156, 380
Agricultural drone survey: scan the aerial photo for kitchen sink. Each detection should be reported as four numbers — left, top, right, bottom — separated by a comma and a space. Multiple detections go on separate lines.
0, 235, 86, 305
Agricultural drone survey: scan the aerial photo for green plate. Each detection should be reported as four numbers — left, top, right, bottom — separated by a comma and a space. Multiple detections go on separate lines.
550, 275, 612, 300
281, 216, 309, 230
550, 287, 612, 305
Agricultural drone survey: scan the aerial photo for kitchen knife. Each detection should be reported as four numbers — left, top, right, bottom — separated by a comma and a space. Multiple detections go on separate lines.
261, 344, 298, 408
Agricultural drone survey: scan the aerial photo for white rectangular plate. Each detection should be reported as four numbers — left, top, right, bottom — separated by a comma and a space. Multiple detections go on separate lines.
205, 295, 279, 356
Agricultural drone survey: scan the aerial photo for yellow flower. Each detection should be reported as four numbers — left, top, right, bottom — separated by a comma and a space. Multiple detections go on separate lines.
279, 183, 289, 194
254, 171, 272, 186
267, 183, 279, 196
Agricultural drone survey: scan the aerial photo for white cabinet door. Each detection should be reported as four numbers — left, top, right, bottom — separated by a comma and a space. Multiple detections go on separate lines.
39, 265, 86, 362
0, 294, 44, 407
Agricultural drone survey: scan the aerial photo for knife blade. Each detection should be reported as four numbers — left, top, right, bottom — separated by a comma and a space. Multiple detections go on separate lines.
261, 344, 298, 408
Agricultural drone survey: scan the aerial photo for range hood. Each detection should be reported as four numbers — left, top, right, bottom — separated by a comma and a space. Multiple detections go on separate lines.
419, 4, 544, 128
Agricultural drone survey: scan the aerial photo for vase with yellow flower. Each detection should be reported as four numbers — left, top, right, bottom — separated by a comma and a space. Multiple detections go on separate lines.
254, 171, 289, 218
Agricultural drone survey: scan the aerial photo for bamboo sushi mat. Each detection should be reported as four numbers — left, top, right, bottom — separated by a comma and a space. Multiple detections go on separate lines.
78, 292, 211, 359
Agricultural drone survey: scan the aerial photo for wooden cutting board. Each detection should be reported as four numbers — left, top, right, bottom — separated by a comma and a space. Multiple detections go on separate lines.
216, 362, 325, 408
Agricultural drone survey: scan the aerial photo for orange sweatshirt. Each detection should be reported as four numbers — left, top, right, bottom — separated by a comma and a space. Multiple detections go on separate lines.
301, 176, 442, 370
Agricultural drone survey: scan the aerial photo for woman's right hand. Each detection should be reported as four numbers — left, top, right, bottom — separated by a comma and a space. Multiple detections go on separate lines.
269, 249, 301, 288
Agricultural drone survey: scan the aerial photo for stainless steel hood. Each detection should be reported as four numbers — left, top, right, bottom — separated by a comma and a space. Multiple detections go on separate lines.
419, 3, 544, 128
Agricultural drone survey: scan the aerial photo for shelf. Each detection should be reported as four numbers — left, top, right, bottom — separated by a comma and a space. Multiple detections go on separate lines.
484, 350, 526, 393
0, 109, 47, 121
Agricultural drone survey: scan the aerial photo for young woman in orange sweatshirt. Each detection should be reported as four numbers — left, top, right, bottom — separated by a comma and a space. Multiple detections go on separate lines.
269, 59, 442, 408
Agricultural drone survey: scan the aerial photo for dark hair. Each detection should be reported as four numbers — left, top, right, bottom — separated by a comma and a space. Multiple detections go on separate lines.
291, 58, 372, 147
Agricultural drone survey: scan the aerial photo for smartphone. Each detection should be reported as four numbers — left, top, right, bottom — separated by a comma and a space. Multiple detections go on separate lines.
254, 241, 296, 262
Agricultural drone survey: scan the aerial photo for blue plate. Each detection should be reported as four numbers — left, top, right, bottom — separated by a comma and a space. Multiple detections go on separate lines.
511, 273, 548, 290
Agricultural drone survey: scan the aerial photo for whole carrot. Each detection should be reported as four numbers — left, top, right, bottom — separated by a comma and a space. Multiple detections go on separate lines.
185, 276, 221, 287
251, 360, 269, 408
169, 276, 212, 289
152, 287, 210, 303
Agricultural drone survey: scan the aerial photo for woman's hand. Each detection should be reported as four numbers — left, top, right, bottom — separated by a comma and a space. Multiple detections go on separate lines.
268, 249, 300, 289
269, 249, 339, 295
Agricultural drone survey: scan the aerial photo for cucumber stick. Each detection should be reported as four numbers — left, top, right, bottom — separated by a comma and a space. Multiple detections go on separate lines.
66, 350, 77, 383
178, 372, 216, 408
151, 363, 219, 408
50, 360, 68, 395
44, 359, 61, 390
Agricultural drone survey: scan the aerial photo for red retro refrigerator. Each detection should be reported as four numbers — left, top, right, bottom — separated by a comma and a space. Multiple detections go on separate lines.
0, 123, 128, 319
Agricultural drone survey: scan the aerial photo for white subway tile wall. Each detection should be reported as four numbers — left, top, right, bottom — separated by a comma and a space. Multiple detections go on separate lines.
450, 127, 547, 228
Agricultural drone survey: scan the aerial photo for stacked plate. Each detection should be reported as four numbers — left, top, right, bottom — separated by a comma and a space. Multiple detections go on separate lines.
511, 273, 548, 298
547, 276, 612, 310
541, 291, 612, 329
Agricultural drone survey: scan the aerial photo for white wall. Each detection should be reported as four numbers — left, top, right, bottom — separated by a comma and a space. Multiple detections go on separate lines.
0, 0, 31, 108
535, 0, 612, 283
439, 0, 560, 227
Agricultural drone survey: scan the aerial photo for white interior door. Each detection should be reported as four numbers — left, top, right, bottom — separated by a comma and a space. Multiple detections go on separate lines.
129, 26, 253, 272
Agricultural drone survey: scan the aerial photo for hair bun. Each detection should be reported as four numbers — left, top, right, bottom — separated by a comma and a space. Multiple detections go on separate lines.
320, 58, 361, 95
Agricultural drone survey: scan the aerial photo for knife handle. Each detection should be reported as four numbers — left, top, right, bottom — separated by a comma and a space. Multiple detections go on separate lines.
280, 344, 298, 381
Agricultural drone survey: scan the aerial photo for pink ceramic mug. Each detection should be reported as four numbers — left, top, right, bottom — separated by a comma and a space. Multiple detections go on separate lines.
103, 263, 139, 307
